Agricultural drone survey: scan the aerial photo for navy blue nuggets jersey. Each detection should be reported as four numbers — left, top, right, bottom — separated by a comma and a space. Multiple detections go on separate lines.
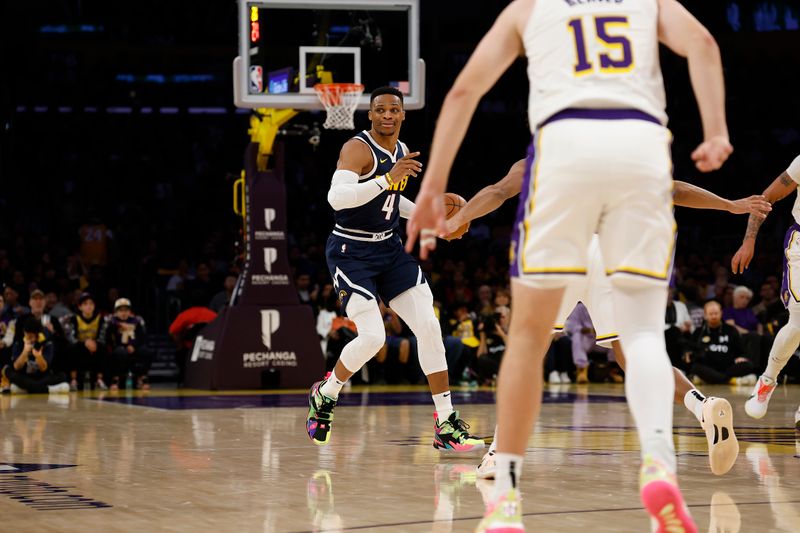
333, 131, 411, 233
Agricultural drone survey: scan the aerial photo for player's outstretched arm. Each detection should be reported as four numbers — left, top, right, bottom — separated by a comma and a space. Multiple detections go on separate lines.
658, 0, 732, 172
327, 140, 389, 210
406, 0, 530, 258
444, 159, 526, 239
732, 156, 800, 273
673, 180, 770, 217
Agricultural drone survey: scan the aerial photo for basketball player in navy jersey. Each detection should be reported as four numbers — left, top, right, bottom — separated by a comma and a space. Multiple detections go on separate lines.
306, 86, 484, 452
445, 159, 770, 479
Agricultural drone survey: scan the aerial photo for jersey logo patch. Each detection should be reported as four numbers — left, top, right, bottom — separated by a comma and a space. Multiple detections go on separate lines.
380, 158, 388, 164
341, 244, 347, 253
338, 290, 347, 301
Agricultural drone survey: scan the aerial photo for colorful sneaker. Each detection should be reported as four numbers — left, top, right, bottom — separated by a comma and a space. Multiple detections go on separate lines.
433, 411, 485, 452
700, 397, 739, 476
744, 375, 777, 419
475, 488, 524, 533
307, 377, 337, 446
477, 450, 496, 480
639, 455, 697, 533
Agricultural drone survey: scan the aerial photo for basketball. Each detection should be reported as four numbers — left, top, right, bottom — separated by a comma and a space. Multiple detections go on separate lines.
443, 192, 470, 240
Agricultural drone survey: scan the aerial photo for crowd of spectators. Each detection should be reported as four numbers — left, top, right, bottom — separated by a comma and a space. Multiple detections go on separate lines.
0, 286, 154, 394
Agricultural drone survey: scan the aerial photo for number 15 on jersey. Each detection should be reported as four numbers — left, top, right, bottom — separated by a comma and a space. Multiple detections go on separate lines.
568, 16, 634, 76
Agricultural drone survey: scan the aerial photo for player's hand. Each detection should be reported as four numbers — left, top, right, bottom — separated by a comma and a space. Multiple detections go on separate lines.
731, 240, 755, 274
729, 195, 771, 218
406, 188, 447, 259
388, 152, 422, 183
442, 217, 470, 241
691, 135, 733, 172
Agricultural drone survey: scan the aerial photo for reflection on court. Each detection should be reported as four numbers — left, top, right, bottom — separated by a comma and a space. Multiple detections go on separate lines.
1, 384, 799, 532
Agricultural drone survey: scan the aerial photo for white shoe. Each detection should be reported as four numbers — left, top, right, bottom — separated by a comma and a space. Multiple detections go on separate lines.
48, 382, 71, 394
95, 379, 108, 391
795, 406, 800, 429
744, 375, 777, 419
700, 397, 739, 475
476, 450, 496, 480
548, 370, 561, 384
10, 384, 24, 394
559, 372, 571, 384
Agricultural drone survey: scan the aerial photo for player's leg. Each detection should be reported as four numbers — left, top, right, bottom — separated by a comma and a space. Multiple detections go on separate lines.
307, 293, 386, 445
479, 128, 596, 533
745, 245, 800, 418
612, 340, 738, 475
597, 119, 695, 531
389, 281, 484, 452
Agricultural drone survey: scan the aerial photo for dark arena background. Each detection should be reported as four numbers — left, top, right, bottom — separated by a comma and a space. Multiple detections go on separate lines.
1, 1, 800, 532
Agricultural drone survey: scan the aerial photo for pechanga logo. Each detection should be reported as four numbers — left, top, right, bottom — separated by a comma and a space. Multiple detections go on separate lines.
260, 309, 280, 349
242, 310, 298, 369
255, 208, 285, 240
264, 247, 277, 274
251, 247, 289, 286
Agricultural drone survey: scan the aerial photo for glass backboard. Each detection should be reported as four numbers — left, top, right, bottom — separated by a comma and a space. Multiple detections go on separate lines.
234, 0, 424, 110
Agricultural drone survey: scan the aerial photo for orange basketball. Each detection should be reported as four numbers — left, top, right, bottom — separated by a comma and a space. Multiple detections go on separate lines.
442, 192, 470, 240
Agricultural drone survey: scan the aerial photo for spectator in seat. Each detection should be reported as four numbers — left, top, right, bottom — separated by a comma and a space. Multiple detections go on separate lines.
184, 262, 215, 308
723, 285, 763, 366
1, 318, 69, 394
2, 289, 64, 345
2, 286, 26, 321
61, 292, 107, 391
473, 305, 509, 385
209, 275, 237, 312
688, 301, 756, 385
665, 287, 693, 370
99, 298, 152, 391
753, 282, 787, 336
724, 286, 762, 335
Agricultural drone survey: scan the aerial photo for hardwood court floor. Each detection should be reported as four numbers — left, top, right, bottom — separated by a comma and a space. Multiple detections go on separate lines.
1, 383, 799, 532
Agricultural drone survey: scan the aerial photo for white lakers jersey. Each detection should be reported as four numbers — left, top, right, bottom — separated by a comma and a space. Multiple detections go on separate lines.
785, 155, 800, 224
524, 0, 667, 129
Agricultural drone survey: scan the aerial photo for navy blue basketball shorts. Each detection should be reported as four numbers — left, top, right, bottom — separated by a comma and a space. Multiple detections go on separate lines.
326, 233, 426, 313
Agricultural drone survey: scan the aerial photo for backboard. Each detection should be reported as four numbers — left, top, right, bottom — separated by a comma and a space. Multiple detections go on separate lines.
234, 0, 424, 110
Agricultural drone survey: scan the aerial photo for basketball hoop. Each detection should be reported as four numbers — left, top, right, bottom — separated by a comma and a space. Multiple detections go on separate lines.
314, 83, 364, 130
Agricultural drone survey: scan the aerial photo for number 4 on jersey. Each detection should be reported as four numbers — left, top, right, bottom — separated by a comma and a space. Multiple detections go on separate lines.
568, 16, 633, 75
382, 194, 396, 220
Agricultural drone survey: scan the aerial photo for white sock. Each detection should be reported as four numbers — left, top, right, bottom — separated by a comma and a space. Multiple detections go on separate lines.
493, 453, 523, 499
614, 285, 676, 472
489, 425, 498, 453
433, 392, 454, 421
683, 389, 706, 424
320, 368, 347, 399
764, 323, 800, 380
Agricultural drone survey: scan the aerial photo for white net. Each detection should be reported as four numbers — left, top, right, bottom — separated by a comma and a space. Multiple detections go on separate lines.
314, 83, 364, 130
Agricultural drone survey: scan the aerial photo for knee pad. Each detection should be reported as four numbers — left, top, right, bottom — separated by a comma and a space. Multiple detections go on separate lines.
346, 294, 385, 354
389, 285, 447, 375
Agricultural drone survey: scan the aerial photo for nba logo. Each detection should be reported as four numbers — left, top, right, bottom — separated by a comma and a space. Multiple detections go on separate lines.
249, 65, 263, 93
